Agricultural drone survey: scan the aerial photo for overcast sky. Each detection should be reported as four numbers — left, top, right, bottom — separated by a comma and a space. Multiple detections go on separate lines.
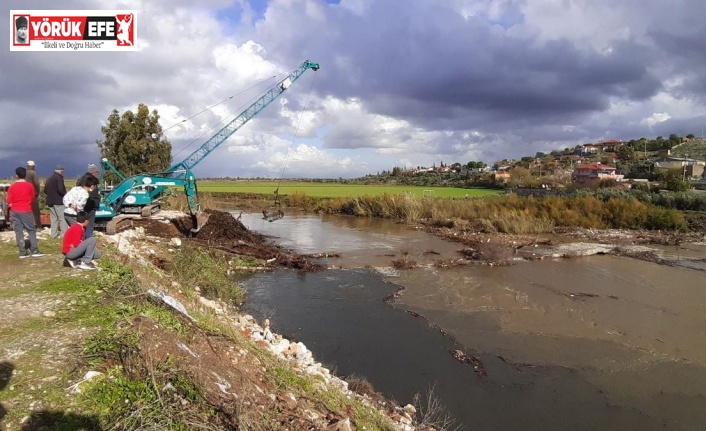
3, 0, 706, 180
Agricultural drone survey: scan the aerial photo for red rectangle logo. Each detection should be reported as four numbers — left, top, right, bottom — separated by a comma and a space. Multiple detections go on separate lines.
11, 10, 137, 51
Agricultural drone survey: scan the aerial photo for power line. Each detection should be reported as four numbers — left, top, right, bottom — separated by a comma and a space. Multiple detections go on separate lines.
162, 76, 277, 134
167, 64, 301, 162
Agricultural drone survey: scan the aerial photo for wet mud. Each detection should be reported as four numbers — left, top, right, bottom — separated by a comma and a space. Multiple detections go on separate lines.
133, 209, 324, 271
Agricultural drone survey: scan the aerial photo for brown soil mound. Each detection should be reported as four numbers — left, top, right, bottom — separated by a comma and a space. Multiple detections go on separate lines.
134, 209, 324, 272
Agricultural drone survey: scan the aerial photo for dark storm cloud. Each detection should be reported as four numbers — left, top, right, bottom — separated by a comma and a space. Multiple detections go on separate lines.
0, 55, 119, 108
245, 0, 706, 163
270, 2, 661, 130
3, 0, 706, 179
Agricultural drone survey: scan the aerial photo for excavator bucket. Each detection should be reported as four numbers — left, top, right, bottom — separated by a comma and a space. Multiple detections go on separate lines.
261, 209, 285, 222
190, 211, 211, 234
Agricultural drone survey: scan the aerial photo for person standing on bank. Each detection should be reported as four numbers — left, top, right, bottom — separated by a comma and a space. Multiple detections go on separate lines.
25, 161, 41, 228
63, 176, 98, 227
44, 165, 68, 238
7, 167, 46, 258
62, 211, 101, 270
77, 164, 101, 239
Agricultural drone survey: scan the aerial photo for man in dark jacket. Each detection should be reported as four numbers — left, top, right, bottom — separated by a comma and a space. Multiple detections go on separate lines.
43, 165, 68, 238
76, 163, 101, 239
25, 160, 41, 228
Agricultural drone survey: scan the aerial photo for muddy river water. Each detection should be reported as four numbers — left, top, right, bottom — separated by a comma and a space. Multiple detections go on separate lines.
234, 211, 706, 431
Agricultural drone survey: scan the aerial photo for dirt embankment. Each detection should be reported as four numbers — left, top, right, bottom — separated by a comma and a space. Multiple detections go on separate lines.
135, 209, 324, 272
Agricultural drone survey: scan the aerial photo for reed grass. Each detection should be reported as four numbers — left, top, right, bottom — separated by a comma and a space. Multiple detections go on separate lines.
163, 186, 688, 233
334, 193, 686, 232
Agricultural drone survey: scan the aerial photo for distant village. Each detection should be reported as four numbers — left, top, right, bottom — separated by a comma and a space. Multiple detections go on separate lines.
392, 135, 706, 190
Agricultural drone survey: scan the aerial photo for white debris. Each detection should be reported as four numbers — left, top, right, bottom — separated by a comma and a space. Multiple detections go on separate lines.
176, 342, 199, 358
148, 289, 194, 321
67, 370, 103, 393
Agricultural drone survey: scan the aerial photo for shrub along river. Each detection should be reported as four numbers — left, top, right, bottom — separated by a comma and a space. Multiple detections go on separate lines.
234, 211, 706, 431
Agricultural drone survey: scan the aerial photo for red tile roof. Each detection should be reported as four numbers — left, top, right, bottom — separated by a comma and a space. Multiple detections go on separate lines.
575, 163, 616, 171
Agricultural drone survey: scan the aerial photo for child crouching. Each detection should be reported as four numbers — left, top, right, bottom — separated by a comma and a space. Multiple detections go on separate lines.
62, 210, 101, 270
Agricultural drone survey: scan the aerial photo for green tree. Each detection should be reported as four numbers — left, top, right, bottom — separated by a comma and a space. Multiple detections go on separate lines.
616, 160, 635, 178
466, 160, 486, 169
617, 145, 636, 161
507, 166, 539, 188
97, 103, 172, 182
659, 169, 690, 192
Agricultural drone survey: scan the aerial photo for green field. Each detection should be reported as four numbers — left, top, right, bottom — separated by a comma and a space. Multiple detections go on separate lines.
197, 180, 501, 198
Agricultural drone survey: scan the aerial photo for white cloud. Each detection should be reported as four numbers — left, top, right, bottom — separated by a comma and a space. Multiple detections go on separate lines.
641, 112, 672, 127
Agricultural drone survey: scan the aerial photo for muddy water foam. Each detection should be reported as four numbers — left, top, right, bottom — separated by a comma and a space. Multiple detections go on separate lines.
236, 211, 706, 430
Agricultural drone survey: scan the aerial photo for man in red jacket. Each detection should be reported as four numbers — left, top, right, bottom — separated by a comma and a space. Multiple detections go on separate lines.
62, 211, 101, 270
7, 167, 46, 258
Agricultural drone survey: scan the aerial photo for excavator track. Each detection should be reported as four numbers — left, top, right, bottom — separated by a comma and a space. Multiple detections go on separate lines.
141, 204, 160, 218
105, 215, 136, 235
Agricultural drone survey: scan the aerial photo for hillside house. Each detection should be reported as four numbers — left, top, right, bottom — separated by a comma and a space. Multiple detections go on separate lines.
596, 139, 624, 152
559, 155, 586, 168
410, 167, 434, 174
581, 140, 623, 155
571, 162, 624, 189
460, 166, 491, 175
493, 166, 511, 183
653, 157, 706, 179
581, 144, 600, 155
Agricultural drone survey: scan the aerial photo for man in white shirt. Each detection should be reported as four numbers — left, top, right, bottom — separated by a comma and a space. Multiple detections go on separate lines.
63, 176, 98, 226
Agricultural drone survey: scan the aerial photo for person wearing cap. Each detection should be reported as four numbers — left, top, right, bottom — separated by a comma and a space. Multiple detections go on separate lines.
25, 160, 42, 228
76, 164, 102, 239
44, 165, 68, 238
15, 16, 28, 45
7, 167, 46, 258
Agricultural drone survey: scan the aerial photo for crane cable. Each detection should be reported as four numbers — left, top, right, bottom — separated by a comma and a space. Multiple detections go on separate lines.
166, 64, 301, 162
273, 70, 319, 208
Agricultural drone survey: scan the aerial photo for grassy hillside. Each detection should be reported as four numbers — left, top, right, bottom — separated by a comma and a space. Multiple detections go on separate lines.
670, 137, 706, 159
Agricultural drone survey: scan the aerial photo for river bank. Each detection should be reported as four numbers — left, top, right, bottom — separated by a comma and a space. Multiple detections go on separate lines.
0, 216, 422, 431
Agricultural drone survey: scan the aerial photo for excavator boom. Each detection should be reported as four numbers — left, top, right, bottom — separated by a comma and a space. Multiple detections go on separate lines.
169, 60, 319, 174
96, 60, 319, 234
